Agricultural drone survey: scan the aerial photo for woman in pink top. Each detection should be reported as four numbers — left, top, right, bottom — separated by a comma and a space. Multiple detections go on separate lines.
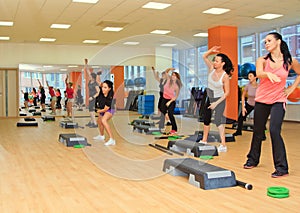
65, 75, 74, 118
158, 68, 182, 134
233, 71, 260, 136
244, 32, 300, 178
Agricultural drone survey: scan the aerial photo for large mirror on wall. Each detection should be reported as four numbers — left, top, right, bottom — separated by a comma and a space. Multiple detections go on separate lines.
18, 64, 147, 117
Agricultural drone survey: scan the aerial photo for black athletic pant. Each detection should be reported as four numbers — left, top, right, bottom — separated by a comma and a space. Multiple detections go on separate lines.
246, 102, 288, 173
236, 102, 254, 133
159, 98, 177, 131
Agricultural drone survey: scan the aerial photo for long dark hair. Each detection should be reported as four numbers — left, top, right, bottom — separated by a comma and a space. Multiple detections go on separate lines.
264, 32, 292, 71
216, 53, 234, 76
169, 72, 182, 89
103, 80, 114, 99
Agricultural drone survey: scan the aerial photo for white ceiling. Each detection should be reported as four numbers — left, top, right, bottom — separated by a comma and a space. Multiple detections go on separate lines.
1, 0, 300, 48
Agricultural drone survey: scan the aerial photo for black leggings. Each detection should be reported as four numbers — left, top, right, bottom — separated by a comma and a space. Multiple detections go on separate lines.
159, 98, 177, 131
236, 102, 254, 133
246, 102, 288, 173
203, 97, 226, 127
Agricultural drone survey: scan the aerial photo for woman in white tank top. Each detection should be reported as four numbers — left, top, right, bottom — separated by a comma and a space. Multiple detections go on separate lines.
201, 46, 234, 152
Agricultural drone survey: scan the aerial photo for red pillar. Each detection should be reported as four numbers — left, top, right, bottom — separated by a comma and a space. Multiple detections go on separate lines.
111, 66, 124, 110
208, 26, 238, 121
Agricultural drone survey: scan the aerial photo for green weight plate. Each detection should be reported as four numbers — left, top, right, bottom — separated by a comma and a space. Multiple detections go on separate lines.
267, 191, 289, 198
199, 155, 214, 160
267, 186, 289, 195
74, 144, 85, 148
152, 131, 162, 135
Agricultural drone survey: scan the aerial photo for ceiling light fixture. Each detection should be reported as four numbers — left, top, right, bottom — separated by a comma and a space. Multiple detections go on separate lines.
203, 8, 230, 15
50, 24, 71, 29
0, 21, 14, 26
160, 43, 177, 47
123, 41, 140, 45
150, 30, 171, 35
0, 36, 10, 40
83, 40, 99, 44
142, 2, 171, 10
255, 13, 283, 20
40, 38, 56, 42
103, 27, 123, 32
72, 0, 99, 3
193, 33, 208, 37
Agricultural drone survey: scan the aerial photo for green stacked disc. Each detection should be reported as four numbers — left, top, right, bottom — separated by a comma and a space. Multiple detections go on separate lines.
267, 186, 289, 198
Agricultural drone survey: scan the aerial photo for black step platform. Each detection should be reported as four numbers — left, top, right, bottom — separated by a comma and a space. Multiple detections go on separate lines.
59, 120, 78, 129
194, 131, 235, 142
167, 140, 218, 157
133, 124, 160, 134
42, 116, 55, 121
132, 119, 155, 126
32, 111, 42, 116
17, 119, 38, 127
163, 158, 236, 190
58, 133, 88, 147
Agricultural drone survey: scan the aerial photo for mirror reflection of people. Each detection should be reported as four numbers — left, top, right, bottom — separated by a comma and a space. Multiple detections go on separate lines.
65, 75, 74, 118
201, 46, 234, 153
46, 81, 57, 115
76, 85, 83, 111
37, 79, 46, 112
84, 58, 100, 128
152, 67, 171, 125
244, 32, 300, 178
158, 68, 182, 135
21, 90, 29, 110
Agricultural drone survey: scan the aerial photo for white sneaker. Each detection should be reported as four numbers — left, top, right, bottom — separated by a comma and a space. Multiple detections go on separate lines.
199, 140, 207, 144
93, 135, 105, 140
218, 144, 227, 152
104, 138, 116, 146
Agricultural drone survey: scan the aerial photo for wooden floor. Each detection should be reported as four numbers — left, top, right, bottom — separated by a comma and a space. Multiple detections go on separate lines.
1, 111, 300, 212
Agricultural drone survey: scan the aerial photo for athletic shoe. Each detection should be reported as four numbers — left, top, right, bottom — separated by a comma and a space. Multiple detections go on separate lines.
199, 140, 207, 144
217, 144, 227, 152
41, 109, 46, 112
233, 131, 242, 136
104, 138, 116, 146
271, 170, 289, 178
93, 135, 105, 140
89, 123, 98, 128
169, 130, 177, 135
243, 162, 256, 169
85, 122, 92, 127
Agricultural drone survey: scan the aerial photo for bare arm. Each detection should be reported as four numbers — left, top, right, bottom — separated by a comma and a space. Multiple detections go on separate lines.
202, 46, 220, 72
256, 57, 281, 82
37, 79, 42, 87
46, 81, 50, 88
241, 87, 248, 116
65, 75, 68, 86
84, 58, 92, 79
165, 68, 175, 80
290, 58, 300, 75
152, 67, 160, 82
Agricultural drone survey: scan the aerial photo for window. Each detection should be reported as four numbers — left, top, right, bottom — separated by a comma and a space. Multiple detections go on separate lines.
240, 34, 256, 64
